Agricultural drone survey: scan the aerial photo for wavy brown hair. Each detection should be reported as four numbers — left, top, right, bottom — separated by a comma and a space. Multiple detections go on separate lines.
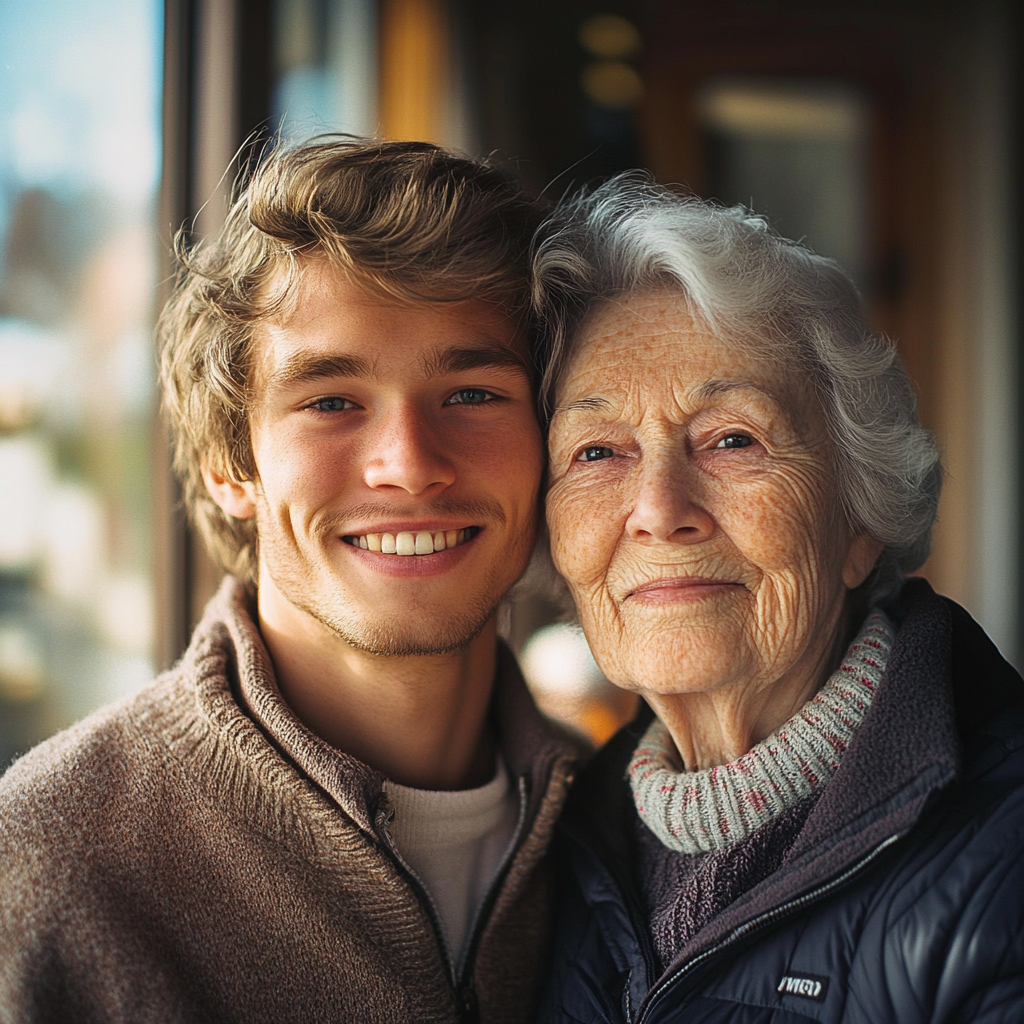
159, 138, 545, 583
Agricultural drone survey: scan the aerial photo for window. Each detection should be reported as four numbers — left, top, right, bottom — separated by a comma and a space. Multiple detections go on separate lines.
0, 0, 162, 766
700, 80, 869, 294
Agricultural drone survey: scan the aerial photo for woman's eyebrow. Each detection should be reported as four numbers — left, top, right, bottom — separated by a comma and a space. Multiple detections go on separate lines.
551, 381, 792, 427
554, 396, 613, 415
694, 379, 783, 405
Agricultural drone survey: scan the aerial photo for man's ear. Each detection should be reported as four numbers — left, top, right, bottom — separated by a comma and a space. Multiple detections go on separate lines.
843, 533, 885, 590
202, 466, 257, 520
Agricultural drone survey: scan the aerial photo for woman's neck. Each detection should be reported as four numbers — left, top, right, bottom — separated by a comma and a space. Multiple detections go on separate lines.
629, 610, 895, 855
646, 607, 855, 771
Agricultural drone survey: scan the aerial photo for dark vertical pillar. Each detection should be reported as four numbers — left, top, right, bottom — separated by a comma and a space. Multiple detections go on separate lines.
237, 0, 274, 162
156, 0, 274, 668
1011, 0, 1024, 669
155, 0, 198, 669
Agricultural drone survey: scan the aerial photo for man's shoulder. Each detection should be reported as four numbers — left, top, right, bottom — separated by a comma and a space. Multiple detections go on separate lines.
0, 577, 262, 837
0, 669, 219, 968
0, 670, 196, 839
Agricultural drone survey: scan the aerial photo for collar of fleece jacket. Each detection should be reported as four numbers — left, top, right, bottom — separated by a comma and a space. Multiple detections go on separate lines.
557, 576, 1024, 976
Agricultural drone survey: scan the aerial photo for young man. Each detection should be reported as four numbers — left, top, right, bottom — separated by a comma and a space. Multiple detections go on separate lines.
0, 140, 578, 1023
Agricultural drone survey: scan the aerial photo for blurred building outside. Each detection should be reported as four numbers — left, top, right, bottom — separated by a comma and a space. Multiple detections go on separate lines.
1, 0, 1020, 758
0, 0, 162, 768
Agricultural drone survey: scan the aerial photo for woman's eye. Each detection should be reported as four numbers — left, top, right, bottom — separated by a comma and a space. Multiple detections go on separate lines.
715, 433, 754, 449
446, 388, 495, 406
310, 397, 355, 412
576, 445, 616, 462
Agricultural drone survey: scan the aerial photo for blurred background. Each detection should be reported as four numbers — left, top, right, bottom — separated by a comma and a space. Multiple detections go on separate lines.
0, 0, 161, 765
0, 0, 1021, 760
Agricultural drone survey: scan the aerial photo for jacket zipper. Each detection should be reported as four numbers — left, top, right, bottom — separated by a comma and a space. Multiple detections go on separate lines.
455, 775, 531, 1020
374, 800, 459, 983
458, 775, 530, 980
633, 832, 905, 1024
376, 773, 532, 1021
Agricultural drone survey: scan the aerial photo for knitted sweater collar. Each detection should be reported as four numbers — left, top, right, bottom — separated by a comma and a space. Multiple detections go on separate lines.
189, 576, 578, 836
628, 611, 896, 854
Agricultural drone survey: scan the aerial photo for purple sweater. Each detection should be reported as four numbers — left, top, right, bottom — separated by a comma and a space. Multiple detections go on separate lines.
635, 797, 819, 969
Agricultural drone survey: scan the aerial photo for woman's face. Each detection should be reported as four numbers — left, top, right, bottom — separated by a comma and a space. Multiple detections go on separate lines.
546, 289, 881, 702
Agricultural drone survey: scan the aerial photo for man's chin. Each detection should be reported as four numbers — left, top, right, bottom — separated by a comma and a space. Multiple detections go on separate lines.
310, 605, 496, 658
261, 555, 513, 657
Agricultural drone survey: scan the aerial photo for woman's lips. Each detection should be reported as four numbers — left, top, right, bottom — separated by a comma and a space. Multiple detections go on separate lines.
626, 577, 745, 603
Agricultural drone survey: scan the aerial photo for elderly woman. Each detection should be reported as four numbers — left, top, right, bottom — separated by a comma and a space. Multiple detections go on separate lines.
533, 178, 1024, 1024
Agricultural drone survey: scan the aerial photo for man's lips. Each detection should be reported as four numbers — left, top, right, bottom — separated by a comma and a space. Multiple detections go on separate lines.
342, 526, 480, 556
626, 577, 745, 601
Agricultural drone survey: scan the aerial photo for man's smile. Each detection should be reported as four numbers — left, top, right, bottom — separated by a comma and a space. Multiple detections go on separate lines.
342, 526, 480, 555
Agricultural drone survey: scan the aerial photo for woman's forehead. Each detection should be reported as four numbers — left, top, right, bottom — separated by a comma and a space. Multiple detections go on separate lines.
556, 288, 821, 433
565, 291, 788, 390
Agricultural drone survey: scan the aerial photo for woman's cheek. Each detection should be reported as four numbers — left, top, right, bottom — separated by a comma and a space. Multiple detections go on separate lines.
549, 502, 594, 581
547, 479, 618, 589
720, 472, 825, 568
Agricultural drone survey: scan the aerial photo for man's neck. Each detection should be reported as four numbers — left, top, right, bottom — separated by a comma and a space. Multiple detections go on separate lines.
256, 576, 498, 791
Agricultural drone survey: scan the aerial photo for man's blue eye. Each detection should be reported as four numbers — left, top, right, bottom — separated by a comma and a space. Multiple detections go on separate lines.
716, 433, 753, 449
447, 389, 493, 405
578, 445, 615, 462
312, 397, 351, 412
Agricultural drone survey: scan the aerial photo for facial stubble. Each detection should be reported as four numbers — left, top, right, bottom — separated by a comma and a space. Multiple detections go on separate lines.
257, 497, 530, 657
304, 564, 506, 656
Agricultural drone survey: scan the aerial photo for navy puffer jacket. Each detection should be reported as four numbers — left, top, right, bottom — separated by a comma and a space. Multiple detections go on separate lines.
537, 580, 1024, 1023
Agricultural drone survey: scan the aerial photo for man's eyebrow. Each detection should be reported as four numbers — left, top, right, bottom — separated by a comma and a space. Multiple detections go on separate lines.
422, 345, 530, 378
264, 353, 375, 390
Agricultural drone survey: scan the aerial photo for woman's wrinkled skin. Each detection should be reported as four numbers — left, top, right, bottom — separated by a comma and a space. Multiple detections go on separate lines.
546, 289, 882, 770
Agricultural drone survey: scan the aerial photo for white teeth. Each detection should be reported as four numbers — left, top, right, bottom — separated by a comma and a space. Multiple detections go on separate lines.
348, 527, 473, 555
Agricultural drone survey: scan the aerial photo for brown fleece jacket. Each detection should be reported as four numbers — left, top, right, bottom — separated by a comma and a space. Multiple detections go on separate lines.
0, 578, 579, 1024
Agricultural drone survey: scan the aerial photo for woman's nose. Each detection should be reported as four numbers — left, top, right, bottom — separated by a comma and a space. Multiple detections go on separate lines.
362, 404, 457, 495
624, 457, 715, 543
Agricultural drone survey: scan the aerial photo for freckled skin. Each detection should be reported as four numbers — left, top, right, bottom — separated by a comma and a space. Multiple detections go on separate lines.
546, 290, 881, 770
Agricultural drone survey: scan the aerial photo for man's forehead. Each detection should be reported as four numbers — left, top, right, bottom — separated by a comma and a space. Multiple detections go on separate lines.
267, 256, 519, 327
249, 256, 528, 376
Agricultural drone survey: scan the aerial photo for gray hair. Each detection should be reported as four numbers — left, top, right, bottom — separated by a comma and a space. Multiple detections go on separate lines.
532, 174, 941, 606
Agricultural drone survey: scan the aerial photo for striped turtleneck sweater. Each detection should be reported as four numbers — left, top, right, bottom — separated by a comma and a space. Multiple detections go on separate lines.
628, 610, 895, 968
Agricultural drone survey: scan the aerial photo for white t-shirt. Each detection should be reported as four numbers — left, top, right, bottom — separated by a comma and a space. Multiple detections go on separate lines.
385, 758, 520, 970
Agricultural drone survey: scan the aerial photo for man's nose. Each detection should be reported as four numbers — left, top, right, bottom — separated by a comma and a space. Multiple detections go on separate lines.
623, 451, 715, 544
361, 403, 457, 495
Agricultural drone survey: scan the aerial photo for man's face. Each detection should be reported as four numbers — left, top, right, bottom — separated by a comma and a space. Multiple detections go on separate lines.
231, 261, 544, 656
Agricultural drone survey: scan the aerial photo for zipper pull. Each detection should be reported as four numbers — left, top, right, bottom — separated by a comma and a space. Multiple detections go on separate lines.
457, 983, 480, 1024
373, 797, 396, 845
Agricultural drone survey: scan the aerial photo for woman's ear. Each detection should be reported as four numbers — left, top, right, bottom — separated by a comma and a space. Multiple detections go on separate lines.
202, 466, 257, 520
843, 533, 885, 590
